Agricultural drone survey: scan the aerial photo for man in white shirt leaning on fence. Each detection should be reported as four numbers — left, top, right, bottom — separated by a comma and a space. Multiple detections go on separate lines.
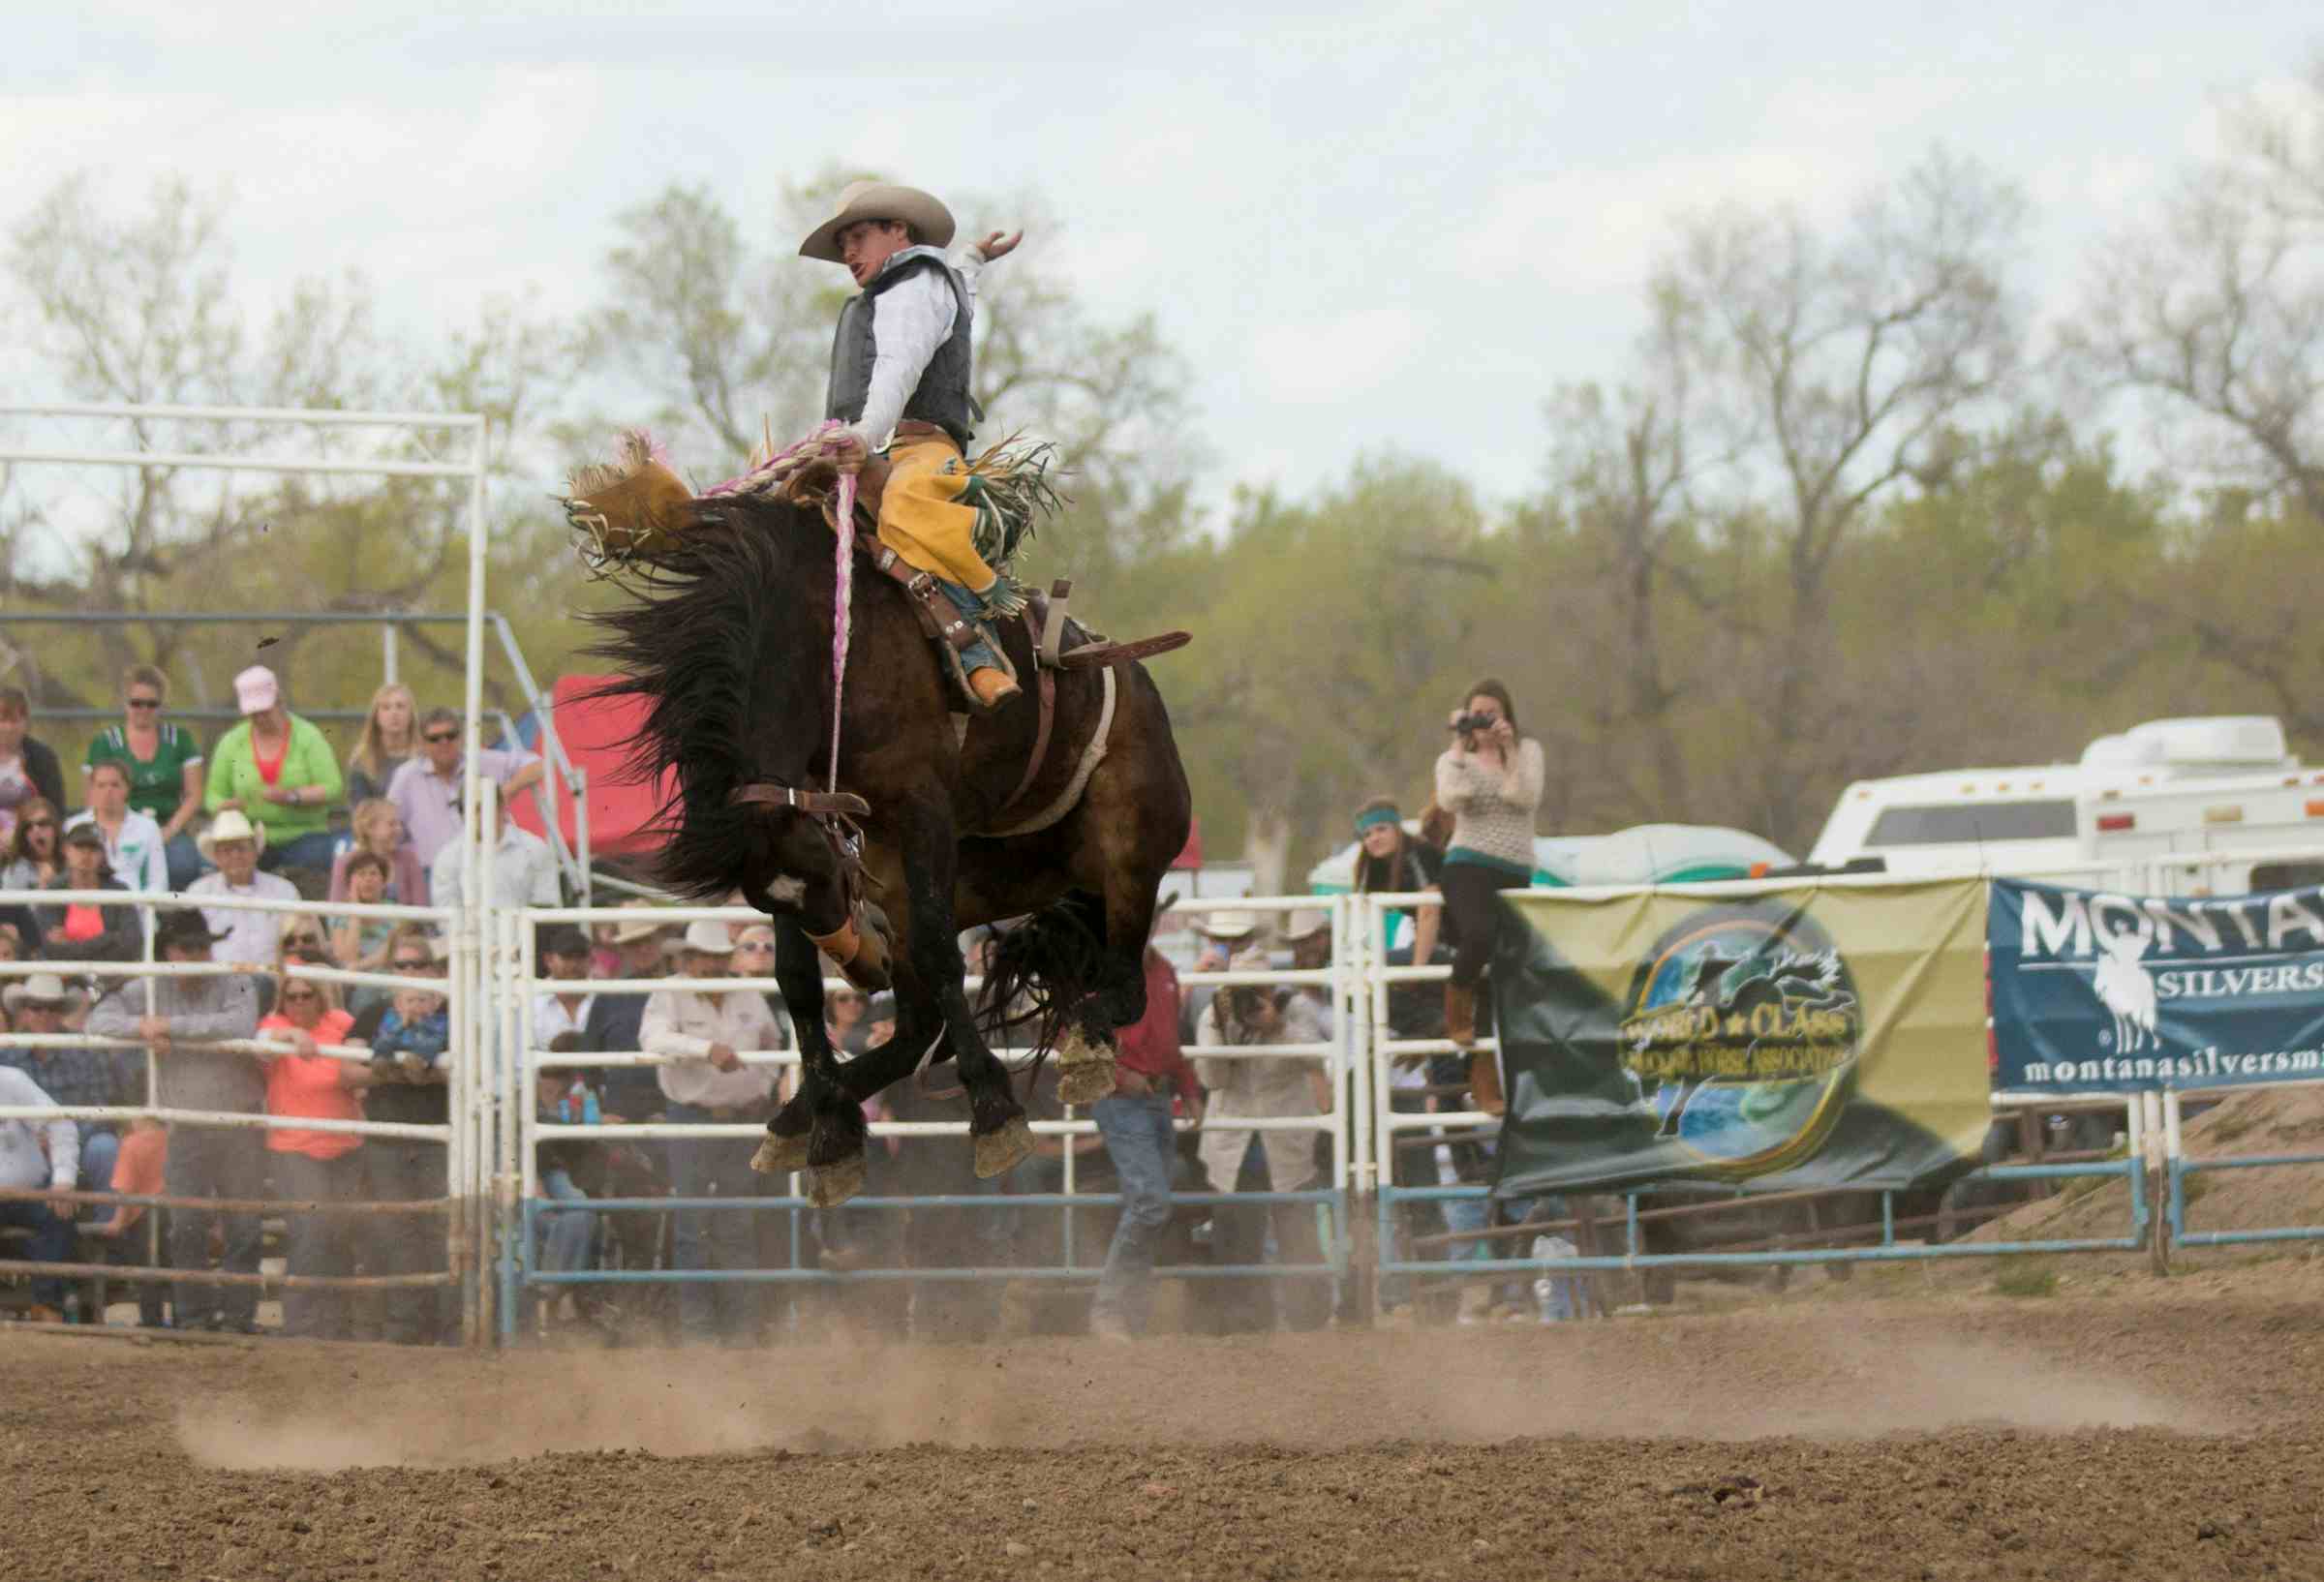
0, 1061, 80, 1323
640, 920, 785, 1343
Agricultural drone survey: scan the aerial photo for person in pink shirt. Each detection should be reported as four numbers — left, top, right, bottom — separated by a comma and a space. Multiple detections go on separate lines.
258, 975, 371, 1339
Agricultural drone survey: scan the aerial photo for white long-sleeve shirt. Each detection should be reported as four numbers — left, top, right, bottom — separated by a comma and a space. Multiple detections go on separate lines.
640, 988, 783, 1110
63, 808, 168, 894
430, 823, 561, 911
857, 244, 988, 447
0, 1064, 79, 1192
185, 868, 301, 966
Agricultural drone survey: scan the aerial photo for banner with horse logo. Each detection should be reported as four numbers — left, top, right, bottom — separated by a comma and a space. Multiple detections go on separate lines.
1990, 878, 2324, 1094
1488, 879, 1992, 1199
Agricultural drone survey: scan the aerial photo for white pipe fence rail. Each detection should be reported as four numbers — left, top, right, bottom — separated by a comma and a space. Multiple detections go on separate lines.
12, 843, 2324, 1340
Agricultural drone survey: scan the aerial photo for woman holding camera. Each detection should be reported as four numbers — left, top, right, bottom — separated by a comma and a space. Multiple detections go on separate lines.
1432, 679, 1544, 1113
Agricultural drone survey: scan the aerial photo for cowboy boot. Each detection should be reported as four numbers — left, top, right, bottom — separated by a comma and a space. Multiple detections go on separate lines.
1467, 1050, 1507, 1117
1444, 982, 1478, 1050
968, 666, 1022, 709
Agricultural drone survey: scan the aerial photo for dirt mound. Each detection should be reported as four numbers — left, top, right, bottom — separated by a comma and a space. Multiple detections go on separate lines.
9, 1287, 2322, 1582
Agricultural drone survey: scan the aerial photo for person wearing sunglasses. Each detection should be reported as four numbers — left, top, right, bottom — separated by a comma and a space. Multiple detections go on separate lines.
0, 797, 62, 955
83, 664, 205, 890
384, 707, 542, 871
257, 969, 368, 1339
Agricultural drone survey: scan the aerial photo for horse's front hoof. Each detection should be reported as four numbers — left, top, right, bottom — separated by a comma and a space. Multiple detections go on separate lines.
1055, 1051, 1118, 1107
806, 1154, 868, 1207
973, 1115, 1034, 1179
752, 1131, 810, 1175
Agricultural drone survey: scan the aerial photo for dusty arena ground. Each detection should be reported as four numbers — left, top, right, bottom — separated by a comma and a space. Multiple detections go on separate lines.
6, 1262, 2324, 1582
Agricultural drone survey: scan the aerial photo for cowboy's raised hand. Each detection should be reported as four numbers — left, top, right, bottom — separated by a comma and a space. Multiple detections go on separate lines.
976, 230, 1024, 261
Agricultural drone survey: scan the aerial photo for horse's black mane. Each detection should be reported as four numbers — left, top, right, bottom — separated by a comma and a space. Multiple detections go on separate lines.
583, 500, 826, 901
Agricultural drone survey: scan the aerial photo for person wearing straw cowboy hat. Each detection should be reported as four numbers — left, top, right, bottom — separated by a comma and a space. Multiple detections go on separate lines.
641, 919, 785, 1342
186, 808, 298, 970
1, 972, 123, 1231
85, 906, 263, 1331
802, 178, 1026, 710
1177, 907, 1260, 1047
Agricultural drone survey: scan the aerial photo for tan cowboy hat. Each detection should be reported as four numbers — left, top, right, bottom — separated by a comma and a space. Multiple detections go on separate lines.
611, 901, 672, 946
1193, 909, 1260, 943
196, 808, 267, 861
2, 972, 86, 1014
1279, 908, 1331, 944
676, 920, 737, 957
797, 180, 956, 263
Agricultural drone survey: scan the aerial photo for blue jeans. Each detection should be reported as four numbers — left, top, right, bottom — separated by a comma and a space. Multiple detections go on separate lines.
0, 1200, 74, 1308
664, 1105, 770, 1340
165, 1124, 266, 1327
1090, 1092, 1177, 1333
935, 580, 1005, 673
78, 1128, 119, 1222
260, 828, 339, 874
163, 835, 206, 891
534, 1168, 597, 1278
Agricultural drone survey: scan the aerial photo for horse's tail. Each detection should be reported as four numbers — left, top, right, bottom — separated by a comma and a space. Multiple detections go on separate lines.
977, 889, 1111, 1065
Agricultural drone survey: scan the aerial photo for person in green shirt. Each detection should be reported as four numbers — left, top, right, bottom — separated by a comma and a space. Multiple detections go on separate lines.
204, 665, 345, 874
82, 663, 207, 890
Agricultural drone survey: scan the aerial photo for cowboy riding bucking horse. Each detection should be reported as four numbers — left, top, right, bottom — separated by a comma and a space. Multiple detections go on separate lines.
560, 176, 1194, 1209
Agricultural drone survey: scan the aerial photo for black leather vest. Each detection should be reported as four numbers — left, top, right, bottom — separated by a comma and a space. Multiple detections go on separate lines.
824, 252, 976, 450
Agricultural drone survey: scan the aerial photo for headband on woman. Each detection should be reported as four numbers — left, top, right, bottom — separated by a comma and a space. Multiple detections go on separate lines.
1355, 806, 1401, 835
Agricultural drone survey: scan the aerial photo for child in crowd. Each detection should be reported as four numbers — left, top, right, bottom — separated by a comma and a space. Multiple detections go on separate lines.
77, 1115, 169, 1328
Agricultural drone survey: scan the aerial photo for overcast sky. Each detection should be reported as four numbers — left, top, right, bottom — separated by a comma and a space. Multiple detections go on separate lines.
5, 2, 2319, 514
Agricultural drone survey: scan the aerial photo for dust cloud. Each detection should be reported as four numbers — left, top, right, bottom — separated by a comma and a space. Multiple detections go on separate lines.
173, 1312, 2213, 1472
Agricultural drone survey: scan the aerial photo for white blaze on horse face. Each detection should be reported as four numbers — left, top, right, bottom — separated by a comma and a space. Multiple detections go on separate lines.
764, 876, 806, 906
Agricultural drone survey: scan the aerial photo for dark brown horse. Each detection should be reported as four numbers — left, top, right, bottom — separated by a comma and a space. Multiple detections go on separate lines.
586, 495, 1191, 1205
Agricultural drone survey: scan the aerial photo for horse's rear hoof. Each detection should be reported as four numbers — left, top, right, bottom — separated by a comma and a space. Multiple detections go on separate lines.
1056, 1054, 1118, 1107
973, 1115, 1034, 1179
752, 1131, 809, 1175
806, 1155, 867, 1208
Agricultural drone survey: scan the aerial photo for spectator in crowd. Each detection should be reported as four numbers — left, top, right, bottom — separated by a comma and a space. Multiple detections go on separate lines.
327, 854, 399, 999
1353, 797, 1452, 1039
355, 947, 454, 1345
0, 974, 126, 1260
1178, 909, 1258, 1048
641, 920, 783, 1344
427, 794, 559, 911
328, 799, 427, 907
186, 811, 300, 970
1088, 935, 1204, 1342
36, 824, 140, 965
257, 968, 368, 1340
1, 797, 61, 957
1195, 948, 1332, 1334
205, 665, 346, 876
76, 1113, 168, 1328
532, 1037, 602, 1326
344, 683, 419, 807
1277, 908, 1337, 1031
533, 925, 596, 1049
85, 909, 262, 1332
825, 981, 871, 1055
386, 707, 543, 870
279, 914, 332, 970
1433, 679, 1544, 1112
0, 1056, 78, 1323
886, 1024, 1018, 1343
83, 664, 206, 891
66, 760, 168, 895
582, 906, 674, 1123
0, 685, 67, 849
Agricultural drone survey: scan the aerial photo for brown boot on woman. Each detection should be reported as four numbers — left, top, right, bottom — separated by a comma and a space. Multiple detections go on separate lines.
1444, 982, 1477, 1050
1467, 1050, 1506, 1117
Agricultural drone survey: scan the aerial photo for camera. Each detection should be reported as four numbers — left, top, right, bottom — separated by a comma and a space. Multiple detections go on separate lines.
1450, 711, 1497, 736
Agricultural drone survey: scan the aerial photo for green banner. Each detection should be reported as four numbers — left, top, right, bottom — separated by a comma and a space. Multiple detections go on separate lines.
1489, 879, 1993, 1199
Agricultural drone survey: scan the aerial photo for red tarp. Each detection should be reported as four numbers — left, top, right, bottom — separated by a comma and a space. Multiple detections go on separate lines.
506, 675, 671, 858
1173, 817, 1203, 869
